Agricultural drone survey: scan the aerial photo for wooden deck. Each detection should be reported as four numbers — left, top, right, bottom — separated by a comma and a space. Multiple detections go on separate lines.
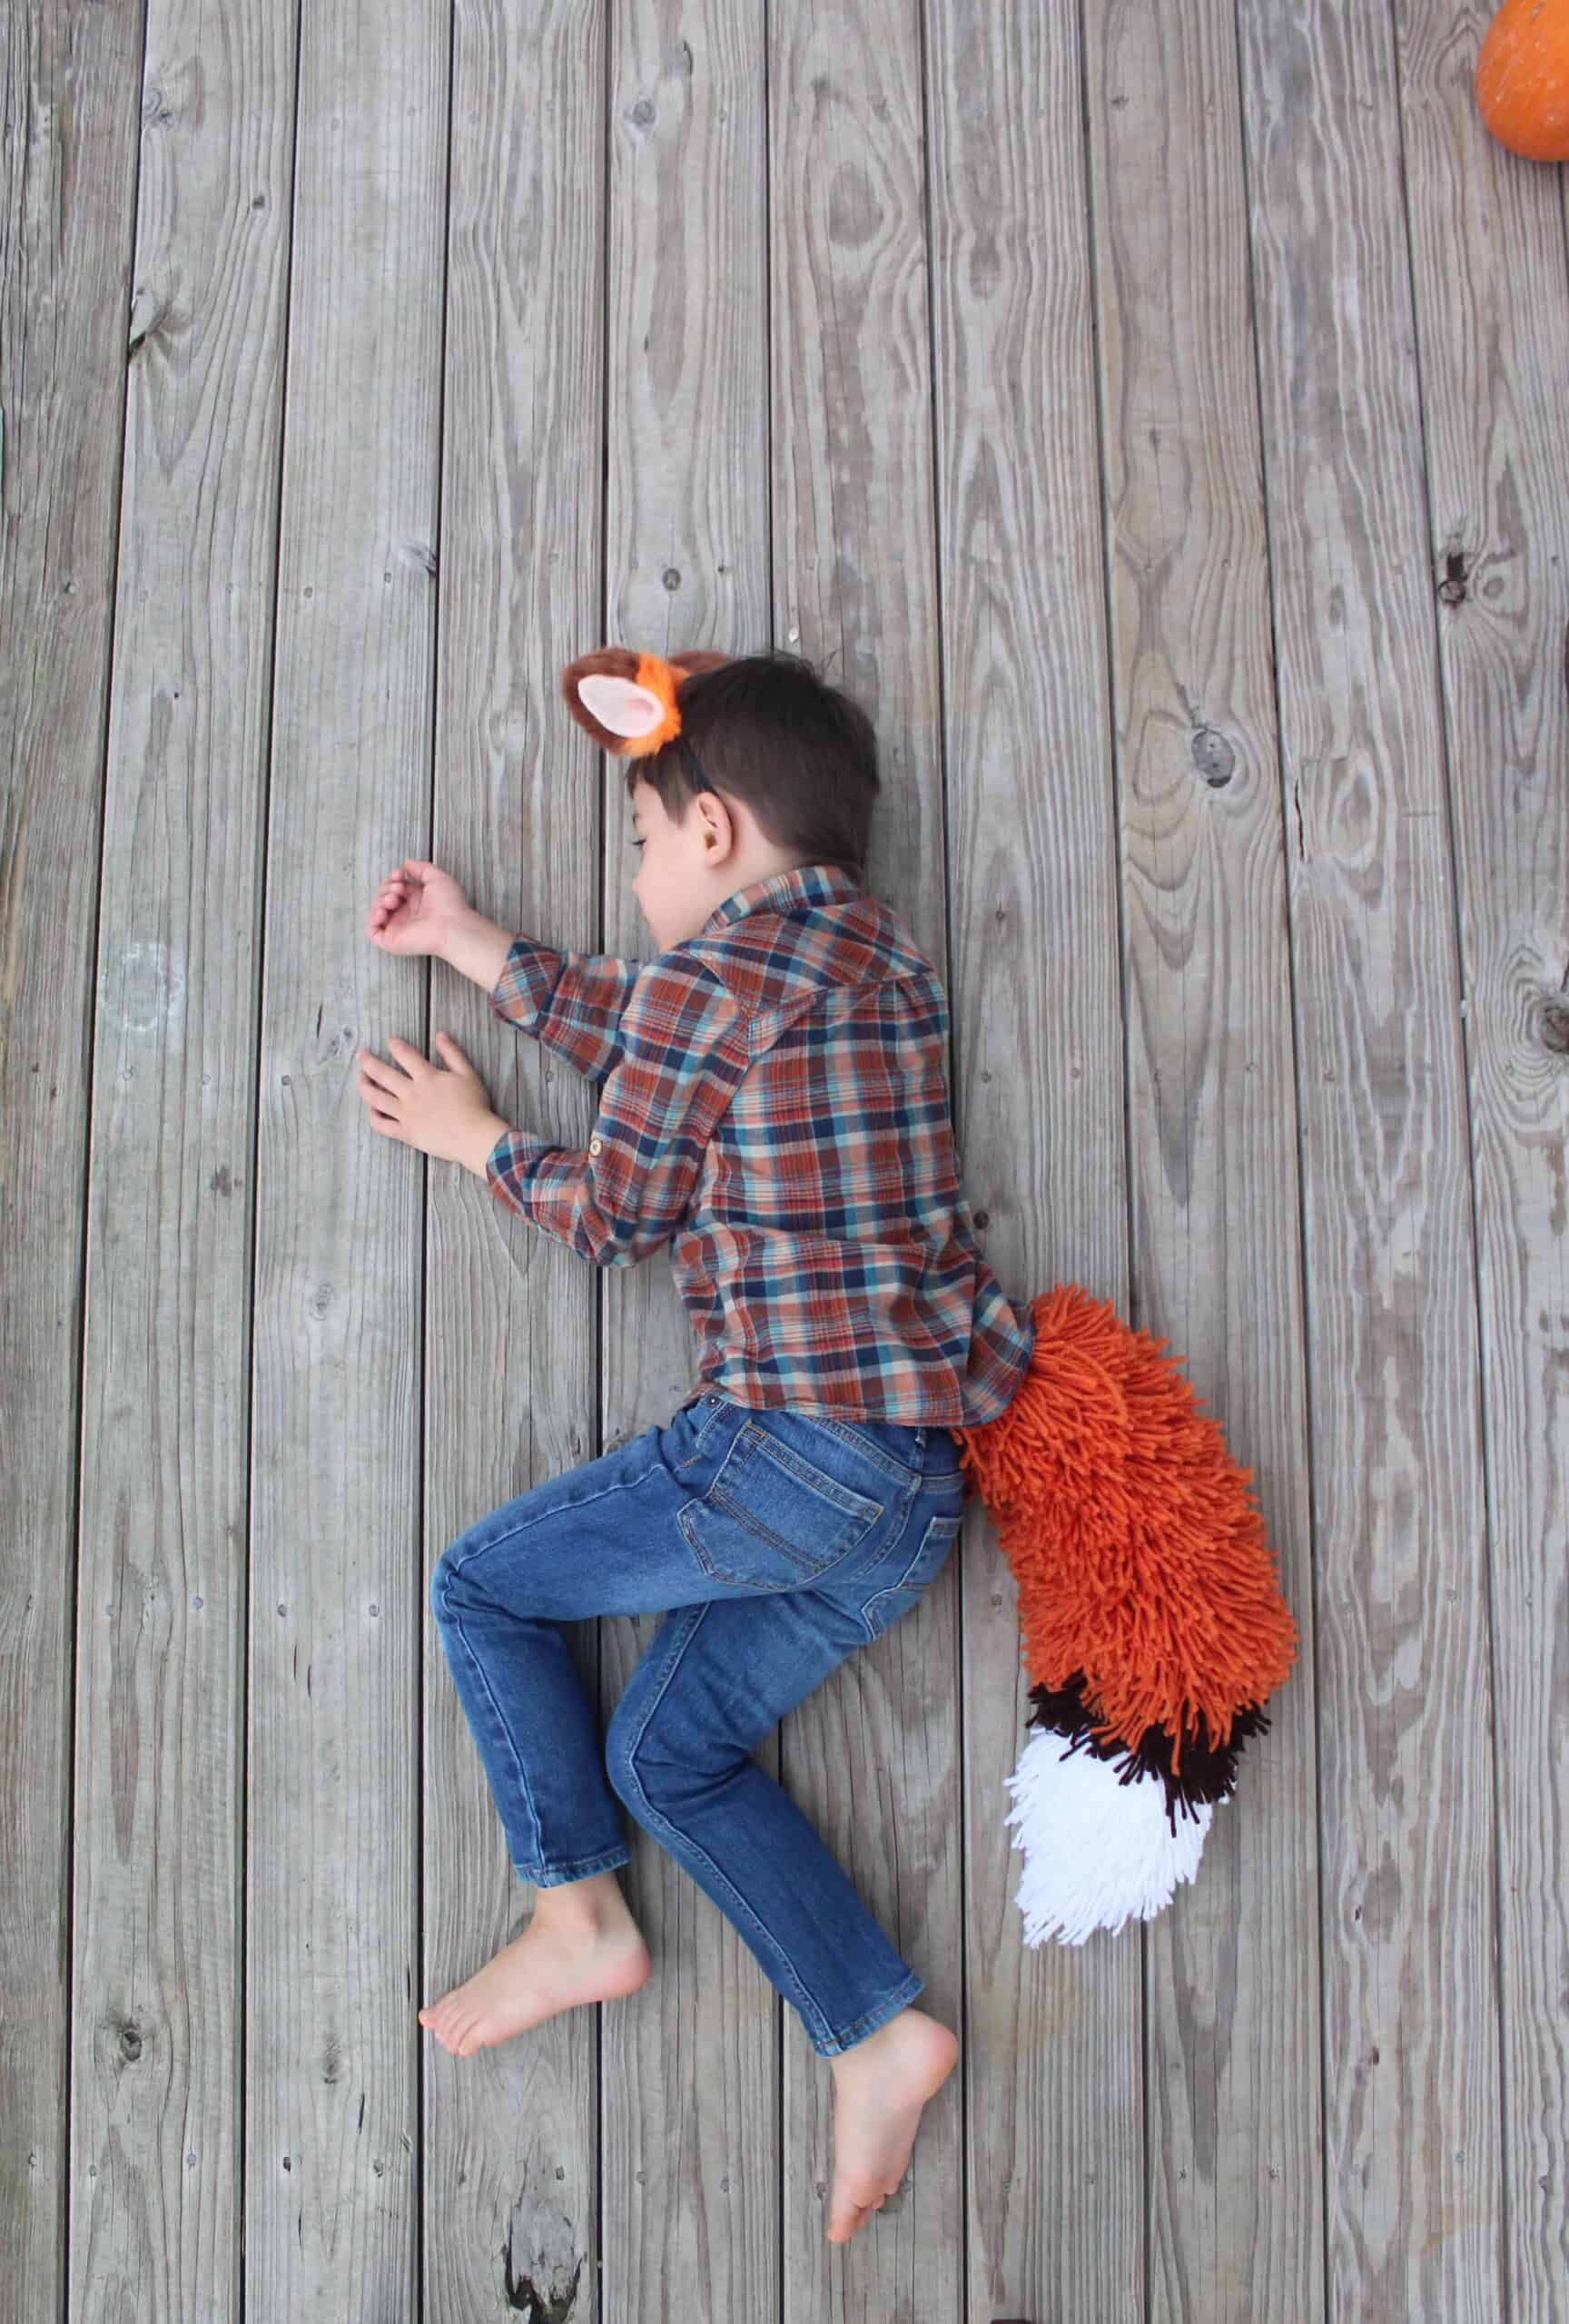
5, 1, 1566, 2317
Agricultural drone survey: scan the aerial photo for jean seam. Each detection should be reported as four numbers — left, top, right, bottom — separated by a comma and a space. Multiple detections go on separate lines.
800, 1412, 924, 1488
617, 1601, 840, 2048
820, 1969, 926, 2054
672, 1398, 734, 1471
832, 1464, 926, 1598
730, 1421, 884, 1520
859, 1510, 964, 1639
434, 1573, 551, 1874
522, 1843, 631, 1886
444, 1436, 675, 1586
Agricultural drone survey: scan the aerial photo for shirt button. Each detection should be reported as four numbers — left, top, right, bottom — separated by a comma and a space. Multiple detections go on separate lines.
588, 1136, 603, 1157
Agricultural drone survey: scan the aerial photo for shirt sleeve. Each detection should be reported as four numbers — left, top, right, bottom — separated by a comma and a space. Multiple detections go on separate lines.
483, 952, 751, 1266
488, 934, 645, 1084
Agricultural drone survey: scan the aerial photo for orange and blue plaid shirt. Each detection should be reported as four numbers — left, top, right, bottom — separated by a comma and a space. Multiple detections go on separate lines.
484, 861, 1035, 1427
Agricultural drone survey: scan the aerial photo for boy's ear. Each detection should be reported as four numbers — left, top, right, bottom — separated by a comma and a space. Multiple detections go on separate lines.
561, 646, 731, 756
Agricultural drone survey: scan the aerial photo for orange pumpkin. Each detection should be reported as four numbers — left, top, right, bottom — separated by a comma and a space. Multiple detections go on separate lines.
1475, 0, 1569, 161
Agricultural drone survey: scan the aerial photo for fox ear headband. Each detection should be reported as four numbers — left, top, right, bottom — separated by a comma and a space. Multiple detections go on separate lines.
561, 646, 731, 765
558, 643, 1300, 1949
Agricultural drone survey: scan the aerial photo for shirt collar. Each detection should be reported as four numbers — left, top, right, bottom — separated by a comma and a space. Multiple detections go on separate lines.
701, 861, 864, 934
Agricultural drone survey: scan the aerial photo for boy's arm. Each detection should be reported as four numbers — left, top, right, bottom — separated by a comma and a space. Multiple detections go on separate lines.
480, 954, 751, 1266
444, 909, 644, 1085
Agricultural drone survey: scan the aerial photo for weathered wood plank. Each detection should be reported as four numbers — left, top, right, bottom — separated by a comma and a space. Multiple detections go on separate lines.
923, 5, 1137, 2319
247, 2, 447, 2310
64, 0, 295, 2316
0, 0, 148, 2314
419, 3, 607, 2317
767, 2, 962, 2311
1081, 5, 1327, 2318
1234, 3, 1504, 2313
1390, 4, 1569, 2308
598, 6, 779, 2319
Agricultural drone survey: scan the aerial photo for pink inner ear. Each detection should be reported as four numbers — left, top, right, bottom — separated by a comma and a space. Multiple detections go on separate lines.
577, 673, 666, 738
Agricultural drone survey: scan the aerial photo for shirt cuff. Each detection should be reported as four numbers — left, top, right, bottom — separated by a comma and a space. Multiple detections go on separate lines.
488, 934, 562, 1037
484, 1122, 551, 1203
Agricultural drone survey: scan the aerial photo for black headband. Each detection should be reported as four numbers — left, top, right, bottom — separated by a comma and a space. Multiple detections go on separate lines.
678, 730, 716, 793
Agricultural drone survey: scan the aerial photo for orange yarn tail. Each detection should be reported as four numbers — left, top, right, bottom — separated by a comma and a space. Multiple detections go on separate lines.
953, 1285, 1298, 1775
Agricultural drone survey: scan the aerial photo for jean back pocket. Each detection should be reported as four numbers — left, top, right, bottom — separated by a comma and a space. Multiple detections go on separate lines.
678, 1419, 885, 1591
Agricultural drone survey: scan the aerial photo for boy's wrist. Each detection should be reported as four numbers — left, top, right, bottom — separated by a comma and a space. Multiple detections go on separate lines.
463, 1110, 511, 1179
440, 907, 516, 994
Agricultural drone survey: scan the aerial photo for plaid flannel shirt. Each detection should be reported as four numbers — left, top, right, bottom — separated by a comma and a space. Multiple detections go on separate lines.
484, 861, 1035, 1427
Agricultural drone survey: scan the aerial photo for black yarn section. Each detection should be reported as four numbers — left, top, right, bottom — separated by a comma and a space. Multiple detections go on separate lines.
1022, 1673, 1274, 1837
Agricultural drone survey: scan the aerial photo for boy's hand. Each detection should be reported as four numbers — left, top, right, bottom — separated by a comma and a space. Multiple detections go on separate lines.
357, 1031, 509, 1176
366, 860, 471, 960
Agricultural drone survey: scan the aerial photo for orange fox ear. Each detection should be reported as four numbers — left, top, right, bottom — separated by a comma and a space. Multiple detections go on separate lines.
561, 646, 731, 756
561, 648, 676, 756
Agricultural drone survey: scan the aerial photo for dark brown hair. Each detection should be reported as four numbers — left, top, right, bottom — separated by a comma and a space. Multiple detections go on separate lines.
627, 651, 880, 882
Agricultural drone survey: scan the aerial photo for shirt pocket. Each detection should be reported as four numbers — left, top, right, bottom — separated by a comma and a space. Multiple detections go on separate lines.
678, 1419, 885, 1591
860, 1509, 962, 1641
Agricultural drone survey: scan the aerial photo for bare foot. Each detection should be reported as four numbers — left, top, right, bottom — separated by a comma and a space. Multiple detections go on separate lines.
420, 1880, 651, 2058
825, 2006, 959, 2244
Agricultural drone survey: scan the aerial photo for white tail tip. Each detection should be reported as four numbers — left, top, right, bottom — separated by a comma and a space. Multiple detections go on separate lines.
1004, 1726, 1219, 1945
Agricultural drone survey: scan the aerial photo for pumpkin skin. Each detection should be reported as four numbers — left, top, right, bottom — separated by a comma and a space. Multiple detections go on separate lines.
1475, 0, 1569, 161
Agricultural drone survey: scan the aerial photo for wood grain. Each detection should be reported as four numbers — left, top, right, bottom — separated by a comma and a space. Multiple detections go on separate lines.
1083, 4, 1325, 2319
1235, 2, 1504, 2314
1391, 3, 1569, 2309
245, 0, 447, 2310
420, 3, 607, 2317
0, 0, 152, 2315
923, 4, 1137, 2317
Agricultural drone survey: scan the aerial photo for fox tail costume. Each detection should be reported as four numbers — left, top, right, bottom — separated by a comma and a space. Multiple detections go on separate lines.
561, 644, 1299, 1948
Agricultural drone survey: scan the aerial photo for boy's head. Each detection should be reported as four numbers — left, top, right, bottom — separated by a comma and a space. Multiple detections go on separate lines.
622, 653, 881, 950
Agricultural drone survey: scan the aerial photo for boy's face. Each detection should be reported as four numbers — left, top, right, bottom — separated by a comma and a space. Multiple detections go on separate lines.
630, 774, 743, 950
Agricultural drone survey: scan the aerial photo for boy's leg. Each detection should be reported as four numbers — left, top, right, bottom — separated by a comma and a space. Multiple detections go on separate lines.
604, 1582, 927, 2059
428, 1390, 962, 2058
427, 1393, 741, 1886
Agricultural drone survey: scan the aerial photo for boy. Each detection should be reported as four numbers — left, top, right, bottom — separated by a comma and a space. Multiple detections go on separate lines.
358, 651, 1036, 2245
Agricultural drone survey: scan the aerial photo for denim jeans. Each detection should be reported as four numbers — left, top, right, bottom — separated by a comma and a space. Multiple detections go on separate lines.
429, 1389, 969, 2058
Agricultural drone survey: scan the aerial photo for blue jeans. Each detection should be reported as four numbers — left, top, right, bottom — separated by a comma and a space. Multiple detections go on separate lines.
429, 1389, 969, 2057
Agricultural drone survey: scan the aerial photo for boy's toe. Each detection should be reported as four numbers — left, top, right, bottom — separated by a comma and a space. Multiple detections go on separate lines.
827, 2173, 885, 2241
